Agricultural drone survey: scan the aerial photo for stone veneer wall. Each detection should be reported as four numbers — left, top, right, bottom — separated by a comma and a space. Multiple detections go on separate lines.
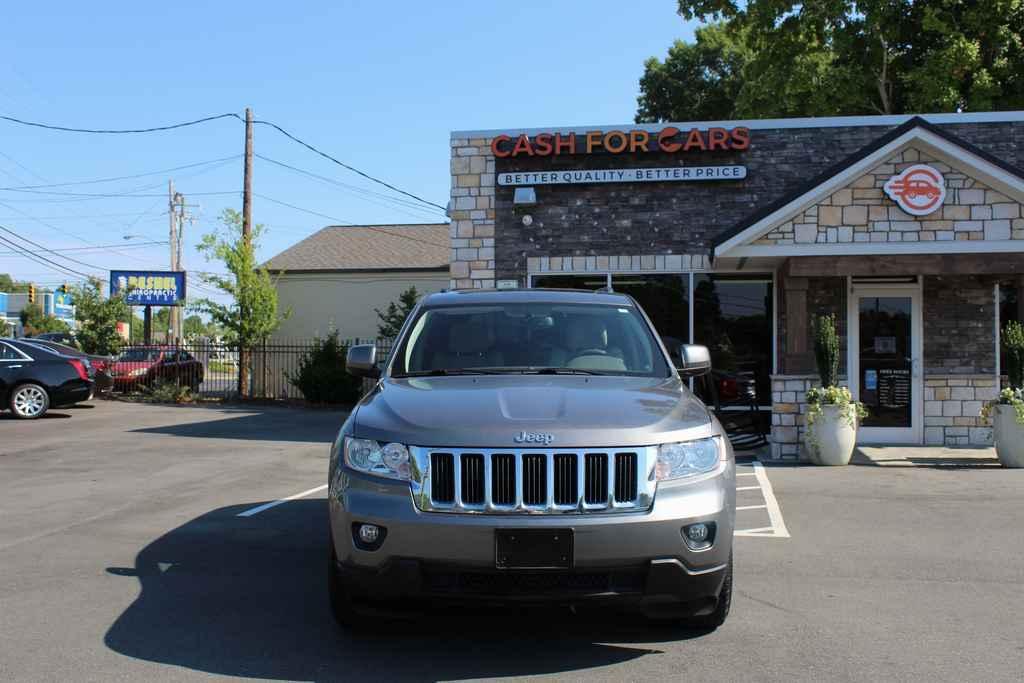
924, 375, 996, 446
449, 136, 497, 289
757, 146, 1024, 245
770, 372, 996, 460
923, 275, 996, 375
769, 374, 817, 460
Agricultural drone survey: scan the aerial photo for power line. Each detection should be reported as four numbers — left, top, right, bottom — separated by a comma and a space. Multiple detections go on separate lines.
254, 119, 448, 212
0, 230, 97, 281
0, 112, 243, 134
0, 155, 242, 190
254, 193, 355, 225
255, 153, 447, 218
0, 240, 167, 256
0, 187, 238, 198
0, 222, 108, 272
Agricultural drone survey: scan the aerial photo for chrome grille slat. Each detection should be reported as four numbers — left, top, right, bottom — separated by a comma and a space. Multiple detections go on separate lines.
413, 447, 655, 514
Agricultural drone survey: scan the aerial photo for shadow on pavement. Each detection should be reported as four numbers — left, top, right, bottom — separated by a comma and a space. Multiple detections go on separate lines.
128, 407, 346, 443
105, 500, 698, 681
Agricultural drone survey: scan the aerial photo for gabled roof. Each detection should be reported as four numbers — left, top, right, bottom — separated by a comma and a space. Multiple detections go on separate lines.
263, 223, 450, 272
713, 117, 1024, 257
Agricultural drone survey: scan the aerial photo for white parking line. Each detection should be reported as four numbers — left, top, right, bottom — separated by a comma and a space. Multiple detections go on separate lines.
734, 462, 790, 539
237, 484, 328, 517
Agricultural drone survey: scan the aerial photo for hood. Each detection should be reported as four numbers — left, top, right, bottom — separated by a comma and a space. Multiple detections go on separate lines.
351, 375, 714, 448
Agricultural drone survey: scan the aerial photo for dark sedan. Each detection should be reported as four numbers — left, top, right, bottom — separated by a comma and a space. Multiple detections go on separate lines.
0, 339, 93, 419
24, 339, 114, 395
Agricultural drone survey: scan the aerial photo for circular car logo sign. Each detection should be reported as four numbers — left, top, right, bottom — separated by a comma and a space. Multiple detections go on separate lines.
883, 164, 946, 216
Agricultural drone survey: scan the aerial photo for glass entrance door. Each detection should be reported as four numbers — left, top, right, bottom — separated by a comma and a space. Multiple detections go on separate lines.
849, 285, 923, 444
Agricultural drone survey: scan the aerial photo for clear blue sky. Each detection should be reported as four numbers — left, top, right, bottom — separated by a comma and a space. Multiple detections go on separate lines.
0, 1, 696, 300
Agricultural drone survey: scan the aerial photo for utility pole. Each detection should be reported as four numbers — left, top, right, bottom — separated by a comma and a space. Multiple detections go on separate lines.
169, 180, 178, 345
238, 107, 254, 398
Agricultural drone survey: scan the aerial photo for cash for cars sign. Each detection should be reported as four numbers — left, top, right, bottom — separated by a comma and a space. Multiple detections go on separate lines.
110, 270, 186, 306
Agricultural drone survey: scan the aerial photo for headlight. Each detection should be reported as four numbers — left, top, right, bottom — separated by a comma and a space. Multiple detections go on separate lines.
656, 437, 722, 481
344, 437, 411, 481
129, 368, 148, 377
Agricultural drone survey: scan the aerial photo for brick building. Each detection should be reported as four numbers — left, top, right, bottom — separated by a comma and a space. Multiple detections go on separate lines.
448, 112, 1024, 457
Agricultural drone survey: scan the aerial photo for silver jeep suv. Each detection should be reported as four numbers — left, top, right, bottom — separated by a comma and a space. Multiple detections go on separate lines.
328, 289, 736, 629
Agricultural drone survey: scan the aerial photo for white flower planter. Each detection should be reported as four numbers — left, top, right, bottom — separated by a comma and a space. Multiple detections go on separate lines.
805, 404, 858, 466
992, 405, 1024, 468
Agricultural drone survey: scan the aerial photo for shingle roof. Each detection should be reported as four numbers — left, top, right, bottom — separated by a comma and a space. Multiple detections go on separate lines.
263, 223, 450, 272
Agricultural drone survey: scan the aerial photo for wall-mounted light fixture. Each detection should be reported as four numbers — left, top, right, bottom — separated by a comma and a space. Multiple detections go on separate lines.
513, 187, 537, 205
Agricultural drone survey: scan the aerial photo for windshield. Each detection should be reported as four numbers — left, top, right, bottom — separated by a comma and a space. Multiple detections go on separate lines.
117, 349, 162, 362
391, 302, 671, 377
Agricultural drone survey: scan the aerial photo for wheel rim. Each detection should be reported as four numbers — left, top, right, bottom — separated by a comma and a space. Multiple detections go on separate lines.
13, 386, 45, 417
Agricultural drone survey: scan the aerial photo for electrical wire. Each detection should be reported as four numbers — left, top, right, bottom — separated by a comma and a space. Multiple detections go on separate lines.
253, 193, 447, 250
0, 230, 98, 280
0, 155, 242, 190
0, 222, 108, 271
0, 188, 239, 198
0, 240, 167, 256
255, 153, 447, 218
253, 119, 448, 212
0, 112, 243, 134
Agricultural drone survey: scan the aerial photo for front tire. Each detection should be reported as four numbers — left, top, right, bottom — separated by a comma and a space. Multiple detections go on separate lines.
327, 532, 357, 629
9, 383, 50, 419
684, 552, 732, 631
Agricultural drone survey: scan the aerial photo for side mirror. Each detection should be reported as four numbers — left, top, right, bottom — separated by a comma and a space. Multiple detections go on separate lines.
346, 344, 379, 378
678, 344, 711, 378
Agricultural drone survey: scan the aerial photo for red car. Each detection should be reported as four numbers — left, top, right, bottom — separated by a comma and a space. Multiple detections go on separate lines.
109, 347, 204, 392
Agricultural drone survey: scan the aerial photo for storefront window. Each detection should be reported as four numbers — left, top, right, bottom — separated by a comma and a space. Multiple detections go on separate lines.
693, 274, 774, 408
610, 274, 689, 363
531, 274, 609, 290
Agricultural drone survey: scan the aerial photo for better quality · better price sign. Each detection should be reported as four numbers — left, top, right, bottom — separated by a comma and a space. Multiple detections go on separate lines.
497, 165, 747, 186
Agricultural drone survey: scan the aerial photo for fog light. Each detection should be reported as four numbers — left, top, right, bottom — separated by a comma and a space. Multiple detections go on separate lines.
682, 522, 715, 551
352, 522, 387, 550
358, 524, 381, 544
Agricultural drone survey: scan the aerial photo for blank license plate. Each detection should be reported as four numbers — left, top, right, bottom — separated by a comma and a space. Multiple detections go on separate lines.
495, 529, 572, 569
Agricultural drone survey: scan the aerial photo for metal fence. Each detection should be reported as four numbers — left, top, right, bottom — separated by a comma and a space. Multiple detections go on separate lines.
109, 337, 394, 401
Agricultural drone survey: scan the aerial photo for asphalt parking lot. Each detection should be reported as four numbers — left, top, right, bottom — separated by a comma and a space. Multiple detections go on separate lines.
1, 402, 1022, 682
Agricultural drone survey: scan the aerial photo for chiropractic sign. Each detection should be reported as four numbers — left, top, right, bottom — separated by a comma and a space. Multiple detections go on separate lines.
497, 165, 747, 186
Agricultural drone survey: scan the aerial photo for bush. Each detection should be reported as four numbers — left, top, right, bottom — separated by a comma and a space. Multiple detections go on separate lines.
812, 313, 840, 388
287, 331, 362, 404
144, 380, 194, 404
1003, 320, 1024, 389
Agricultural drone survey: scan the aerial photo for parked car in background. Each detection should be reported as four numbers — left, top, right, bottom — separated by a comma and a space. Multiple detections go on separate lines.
0, 338, 93, 419
23, 339, 114, 395
31, 331, 79, 348
109, 346, 204, 392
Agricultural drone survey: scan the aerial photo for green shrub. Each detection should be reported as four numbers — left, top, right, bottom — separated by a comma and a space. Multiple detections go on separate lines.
287, 331, 362, 404
1004, 320, 1024, 389
812, 313, 840, 388
145, 380, 194, 404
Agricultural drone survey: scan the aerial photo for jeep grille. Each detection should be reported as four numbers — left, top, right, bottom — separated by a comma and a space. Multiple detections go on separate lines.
410, 447, 657, 514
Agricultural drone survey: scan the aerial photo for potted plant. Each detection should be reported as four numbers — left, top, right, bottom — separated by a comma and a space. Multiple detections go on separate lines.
804, 314, 867, 465
981, 320, 1024, 468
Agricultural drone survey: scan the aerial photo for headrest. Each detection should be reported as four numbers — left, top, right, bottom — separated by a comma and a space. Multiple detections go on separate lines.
565, 317, 607, 351
448, 319, 493, 354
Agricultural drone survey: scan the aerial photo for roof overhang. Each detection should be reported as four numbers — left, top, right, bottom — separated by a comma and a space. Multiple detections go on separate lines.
714, 118, 1024, 259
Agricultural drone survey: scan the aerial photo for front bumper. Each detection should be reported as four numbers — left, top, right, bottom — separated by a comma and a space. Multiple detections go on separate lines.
329, 461, 734, 607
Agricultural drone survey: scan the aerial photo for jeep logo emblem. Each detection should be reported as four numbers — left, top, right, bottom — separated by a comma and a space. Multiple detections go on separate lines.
514, 431, 554, 445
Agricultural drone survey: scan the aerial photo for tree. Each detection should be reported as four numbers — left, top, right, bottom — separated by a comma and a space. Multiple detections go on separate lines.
71, 278, 129, 355
637, 0, 1024, 121
19, 303, 70, 336
375, 286, 420, 338
191, 208, 288, 396
0, 273, 31, 293
183, 314, 214, 339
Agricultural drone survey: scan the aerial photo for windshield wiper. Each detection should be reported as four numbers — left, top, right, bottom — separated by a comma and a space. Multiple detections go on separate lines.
528, 367, 610, 375
397, 368, 508, 377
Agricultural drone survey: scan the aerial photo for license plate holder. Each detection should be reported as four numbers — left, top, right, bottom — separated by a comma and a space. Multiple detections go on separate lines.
495, 529, 572, 569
